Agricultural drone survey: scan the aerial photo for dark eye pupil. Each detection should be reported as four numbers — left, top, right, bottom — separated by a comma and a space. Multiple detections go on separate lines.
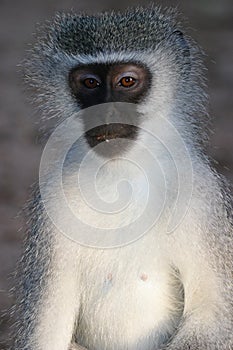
120, 76, 136, 87
84, 78, 99, 88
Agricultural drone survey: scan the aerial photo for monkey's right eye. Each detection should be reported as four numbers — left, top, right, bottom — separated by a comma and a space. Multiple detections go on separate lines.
83, 78, 100, 89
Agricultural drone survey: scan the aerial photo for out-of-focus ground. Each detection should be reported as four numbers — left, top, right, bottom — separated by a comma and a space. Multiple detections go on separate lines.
0, 0, 232, 348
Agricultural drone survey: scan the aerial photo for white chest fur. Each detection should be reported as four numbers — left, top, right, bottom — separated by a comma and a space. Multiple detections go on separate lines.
75, 238, 183, 350
52, 154, 185, 349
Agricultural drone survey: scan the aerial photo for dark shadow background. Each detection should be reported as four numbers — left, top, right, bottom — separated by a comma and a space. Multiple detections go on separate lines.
0, 0, 232, 348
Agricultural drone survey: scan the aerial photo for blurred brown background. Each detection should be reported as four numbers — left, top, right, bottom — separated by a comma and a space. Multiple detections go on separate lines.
0, 0, 232, 348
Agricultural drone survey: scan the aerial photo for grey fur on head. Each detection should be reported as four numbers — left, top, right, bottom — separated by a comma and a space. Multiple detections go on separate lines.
25, 5, 207, 142
42, 7, 179, 55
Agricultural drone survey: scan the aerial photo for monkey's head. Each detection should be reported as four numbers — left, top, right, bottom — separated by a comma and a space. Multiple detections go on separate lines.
25, 6, 207, 159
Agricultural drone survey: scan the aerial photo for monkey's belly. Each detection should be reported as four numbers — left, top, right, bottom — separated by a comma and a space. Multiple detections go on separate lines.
76, 267, 182, 350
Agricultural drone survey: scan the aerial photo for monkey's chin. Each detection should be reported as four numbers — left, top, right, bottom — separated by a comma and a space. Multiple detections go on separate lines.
85, 123, 138, 158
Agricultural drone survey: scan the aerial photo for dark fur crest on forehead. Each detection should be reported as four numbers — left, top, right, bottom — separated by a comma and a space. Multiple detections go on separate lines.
36, 6, 180, 56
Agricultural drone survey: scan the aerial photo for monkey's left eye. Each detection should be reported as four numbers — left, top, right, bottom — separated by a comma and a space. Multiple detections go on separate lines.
83, 78, 100, 89
118, 76, 136, 88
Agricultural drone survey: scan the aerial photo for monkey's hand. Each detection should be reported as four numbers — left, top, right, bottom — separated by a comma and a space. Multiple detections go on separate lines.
160, 312, 232, 350
69, 343, 88, 350
161, 329, 212, 350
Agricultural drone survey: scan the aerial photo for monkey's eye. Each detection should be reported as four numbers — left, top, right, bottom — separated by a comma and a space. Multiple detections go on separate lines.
118, 76, 136, 88
83, 78, 100, 89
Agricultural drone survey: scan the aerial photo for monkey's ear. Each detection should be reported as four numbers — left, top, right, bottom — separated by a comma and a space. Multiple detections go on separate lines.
172, 30, 190, 58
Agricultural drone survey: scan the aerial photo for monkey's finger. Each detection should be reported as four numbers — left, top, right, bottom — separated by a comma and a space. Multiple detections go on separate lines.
69, 343, 88, 350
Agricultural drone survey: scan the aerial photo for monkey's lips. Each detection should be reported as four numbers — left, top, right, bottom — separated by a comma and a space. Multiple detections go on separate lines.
85, 123, 138, 148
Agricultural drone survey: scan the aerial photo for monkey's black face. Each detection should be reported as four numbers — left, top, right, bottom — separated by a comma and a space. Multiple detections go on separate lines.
69, 63, 152, 155
69, 63, 152, 108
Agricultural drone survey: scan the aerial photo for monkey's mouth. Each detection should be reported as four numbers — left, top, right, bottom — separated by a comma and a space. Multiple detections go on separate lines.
85, 123, 138, 148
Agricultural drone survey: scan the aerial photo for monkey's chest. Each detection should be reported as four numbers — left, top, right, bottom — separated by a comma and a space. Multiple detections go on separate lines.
76, 255, 182, 350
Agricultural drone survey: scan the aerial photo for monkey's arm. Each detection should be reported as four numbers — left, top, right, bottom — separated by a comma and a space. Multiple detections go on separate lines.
164, 222, 232, 349
13, 192, 81, 350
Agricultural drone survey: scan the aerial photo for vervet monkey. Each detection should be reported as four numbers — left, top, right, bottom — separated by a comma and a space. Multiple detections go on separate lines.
13, 6, 232, 350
